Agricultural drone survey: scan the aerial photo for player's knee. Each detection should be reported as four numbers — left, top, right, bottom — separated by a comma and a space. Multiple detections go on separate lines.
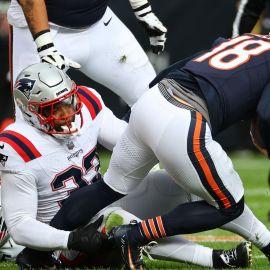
220, 196, 244, 220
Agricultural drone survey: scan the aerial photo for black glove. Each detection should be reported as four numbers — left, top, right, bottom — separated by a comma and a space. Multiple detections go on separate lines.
133, 3, 167, 54
67, 215, 110, 254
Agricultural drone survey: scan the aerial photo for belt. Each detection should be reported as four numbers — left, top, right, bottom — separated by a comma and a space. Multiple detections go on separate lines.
173, 95, 194, 109
158, 83, 195, 112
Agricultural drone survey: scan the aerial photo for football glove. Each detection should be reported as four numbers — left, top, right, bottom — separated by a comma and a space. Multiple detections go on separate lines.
34, 30, 81, 71
67, 215, 110, 254
131, 1, 167, 54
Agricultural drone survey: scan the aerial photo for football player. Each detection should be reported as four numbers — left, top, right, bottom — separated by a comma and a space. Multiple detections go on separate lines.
232, 0, 267, 37
0, 62, 253, 269
8, 0, 166, 121
48, 33, 270, 269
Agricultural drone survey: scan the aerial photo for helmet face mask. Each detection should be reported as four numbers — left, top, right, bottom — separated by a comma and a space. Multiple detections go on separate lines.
29, 87, 83, 137
14, 63, 83, 139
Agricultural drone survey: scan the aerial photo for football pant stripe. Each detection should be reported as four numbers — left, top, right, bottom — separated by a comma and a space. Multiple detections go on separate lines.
187, 111, 235, 209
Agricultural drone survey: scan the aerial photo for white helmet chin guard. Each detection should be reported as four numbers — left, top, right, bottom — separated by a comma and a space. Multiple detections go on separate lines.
14, 63, 83, 139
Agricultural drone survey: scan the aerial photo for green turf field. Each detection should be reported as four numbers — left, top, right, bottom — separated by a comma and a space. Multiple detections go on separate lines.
1, 150, 269, 269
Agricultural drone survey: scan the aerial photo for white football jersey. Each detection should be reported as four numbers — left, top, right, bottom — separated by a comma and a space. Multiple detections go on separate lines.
0, 86, 127, 249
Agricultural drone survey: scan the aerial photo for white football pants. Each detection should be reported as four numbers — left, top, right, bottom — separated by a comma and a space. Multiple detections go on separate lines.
104, 85, 244, 208
10, 7, 156, 119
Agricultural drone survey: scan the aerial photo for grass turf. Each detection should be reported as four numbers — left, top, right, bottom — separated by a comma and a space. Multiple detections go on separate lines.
1, 150, 269, 269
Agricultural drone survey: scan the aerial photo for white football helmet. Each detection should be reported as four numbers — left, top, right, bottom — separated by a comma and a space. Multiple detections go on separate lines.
14, 63, 83, 139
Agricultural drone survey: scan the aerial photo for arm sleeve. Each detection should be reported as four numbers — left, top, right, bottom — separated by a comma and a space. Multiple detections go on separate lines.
256, 82, 270, 158
98, 106, 128, 151
232, 0, 266, 37
1, 171, 70, 250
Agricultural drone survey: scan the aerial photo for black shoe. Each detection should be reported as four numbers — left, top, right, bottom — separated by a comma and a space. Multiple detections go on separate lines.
109, 221, 144, 270
261, 242, 270, 261
212, 242, 252, 268
16, 247, 62, 270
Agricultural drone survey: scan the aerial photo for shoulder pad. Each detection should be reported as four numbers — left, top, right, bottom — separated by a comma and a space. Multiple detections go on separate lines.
0, 130, 41, 163
77, 86, 103, 120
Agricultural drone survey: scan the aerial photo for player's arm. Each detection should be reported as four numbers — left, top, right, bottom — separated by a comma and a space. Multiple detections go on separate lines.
232, 0, 266, 37
2, 170, 108, 253
98, 106, 128, 151
129, 0, 167, 54
2, 170, 69, 250
251, 82, 270, 158
17, 0, 80, 70
17, 0, 49, 35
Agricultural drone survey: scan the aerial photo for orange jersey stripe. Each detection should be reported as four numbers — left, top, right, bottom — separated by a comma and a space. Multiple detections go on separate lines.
193, 112, 231, 208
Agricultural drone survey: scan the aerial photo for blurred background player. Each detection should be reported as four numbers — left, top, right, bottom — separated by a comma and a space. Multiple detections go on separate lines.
233, 0, 270, 37
8, 0, 166, 121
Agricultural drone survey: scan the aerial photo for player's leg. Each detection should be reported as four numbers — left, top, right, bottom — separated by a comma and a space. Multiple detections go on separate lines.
222, 204, 270, 260
119, 170, 251, 268
107, 86, 246, 269
0, 184, 24, 261
53, 7, 156, 107
10, 26, 40, 120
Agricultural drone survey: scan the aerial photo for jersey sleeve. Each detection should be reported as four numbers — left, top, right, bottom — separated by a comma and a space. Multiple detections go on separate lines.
0, 142, 27, 173
98, 106, 128, 151
256, 82, 270, 158
232, 0, 266, 37
1, 171, 70, 250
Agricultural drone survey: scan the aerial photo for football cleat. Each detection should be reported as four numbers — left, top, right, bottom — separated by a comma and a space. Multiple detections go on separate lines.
213, 242, 252, 268
261, 242, 270, 261
109, 221, 144, 270
16, 247, 62, 270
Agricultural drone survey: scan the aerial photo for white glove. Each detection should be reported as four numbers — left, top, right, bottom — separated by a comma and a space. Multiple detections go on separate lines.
132, 2, 167, 54
34, 30, 81, 71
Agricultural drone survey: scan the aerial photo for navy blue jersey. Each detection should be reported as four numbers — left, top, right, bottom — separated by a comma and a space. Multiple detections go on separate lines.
150, 34, 270, 156
45, 0, 108, 28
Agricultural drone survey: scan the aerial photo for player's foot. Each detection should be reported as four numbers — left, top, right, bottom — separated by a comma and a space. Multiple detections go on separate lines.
212, 242, 252, 268
261, 242, 270, 261
16, 247, 61, 269
109, 221, 145, 270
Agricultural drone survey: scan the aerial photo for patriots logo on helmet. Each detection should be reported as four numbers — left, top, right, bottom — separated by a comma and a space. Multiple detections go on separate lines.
15, 78, 36, 100
0, 154, 8, 167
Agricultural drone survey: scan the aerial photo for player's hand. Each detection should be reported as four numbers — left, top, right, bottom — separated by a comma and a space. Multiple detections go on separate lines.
134, 8, 167, 54
67, 216, 110, 254
34, 30, 81, 71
